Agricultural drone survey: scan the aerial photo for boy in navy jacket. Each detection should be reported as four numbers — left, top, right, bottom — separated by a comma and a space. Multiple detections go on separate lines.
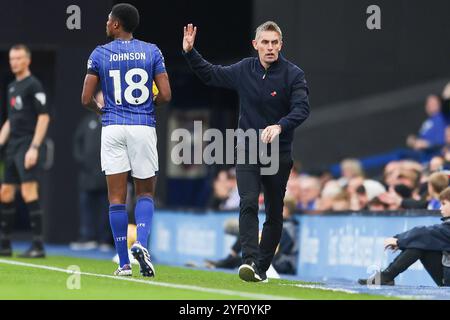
359, 187, 450, 286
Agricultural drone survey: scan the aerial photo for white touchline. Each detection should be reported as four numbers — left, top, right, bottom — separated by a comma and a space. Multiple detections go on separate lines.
290, 284, 359, 295
0, 259, 297, 300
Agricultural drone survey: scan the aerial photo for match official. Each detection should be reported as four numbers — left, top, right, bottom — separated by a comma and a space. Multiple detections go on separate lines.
183, 22, 310, 282
0, 44, 50, 258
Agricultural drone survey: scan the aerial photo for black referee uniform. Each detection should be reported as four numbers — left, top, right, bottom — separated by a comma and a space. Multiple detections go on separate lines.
184, 48, 310, 280
0, 74, 48, 257
5, 75, 47, 184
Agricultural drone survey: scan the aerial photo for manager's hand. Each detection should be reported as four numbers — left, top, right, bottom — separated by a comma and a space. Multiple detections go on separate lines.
261, 125, 282, 144
183, 23, 197, 53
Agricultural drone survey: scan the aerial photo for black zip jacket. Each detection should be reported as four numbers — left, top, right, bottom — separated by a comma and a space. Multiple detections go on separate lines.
395, 217, 450, 251
183, 48, 310, 152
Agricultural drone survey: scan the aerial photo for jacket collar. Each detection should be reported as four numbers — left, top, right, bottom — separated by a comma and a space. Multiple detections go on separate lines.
255, 53, 286, 72
441, 216, 450, 223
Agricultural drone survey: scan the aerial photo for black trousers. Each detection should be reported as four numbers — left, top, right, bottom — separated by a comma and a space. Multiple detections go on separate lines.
236, 152, 293, 272
384, 248, 446, 286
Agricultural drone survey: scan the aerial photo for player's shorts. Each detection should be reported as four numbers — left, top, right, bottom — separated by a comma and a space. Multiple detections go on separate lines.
4, 137, 45, 184
101, 125, 158, 179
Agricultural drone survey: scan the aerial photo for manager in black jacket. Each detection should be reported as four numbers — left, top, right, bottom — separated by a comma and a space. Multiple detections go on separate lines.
183, 21, 310, 282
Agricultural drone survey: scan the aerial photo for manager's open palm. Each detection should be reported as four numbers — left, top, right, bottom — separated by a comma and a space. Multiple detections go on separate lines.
183, 24, 197, 53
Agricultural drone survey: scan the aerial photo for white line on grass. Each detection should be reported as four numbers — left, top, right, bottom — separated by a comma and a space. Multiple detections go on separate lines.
281, 283, 359, 295
0, 259, 296, 300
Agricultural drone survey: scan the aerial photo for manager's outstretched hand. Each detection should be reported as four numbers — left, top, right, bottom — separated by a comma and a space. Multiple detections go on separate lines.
183, 24, 197, 53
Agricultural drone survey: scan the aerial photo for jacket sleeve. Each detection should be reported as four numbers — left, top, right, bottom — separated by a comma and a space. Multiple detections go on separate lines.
183, 48, 240, 90
277, 71, 310, 132
395, 224, 450, 251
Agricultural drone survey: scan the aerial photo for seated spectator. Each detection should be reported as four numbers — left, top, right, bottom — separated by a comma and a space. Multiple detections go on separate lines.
352, 180, 386, 210
383, 161, 402, 188
317, 180, 342, 211
406, 95, 446, 150
221, 168, 239, 210
297, 176, 321, 211
358, 187, 450, 287
338, 158, 364, 186
429, 156, 445, 173
379, 172, 449, 210
368, 197, 389, 211
427, 172, 449, 210
208, 168, 239, 210
331, 191, 351, 211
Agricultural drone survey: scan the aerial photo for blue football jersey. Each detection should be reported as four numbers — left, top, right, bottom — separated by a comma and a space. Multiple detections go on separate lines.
87, 39, 166, 127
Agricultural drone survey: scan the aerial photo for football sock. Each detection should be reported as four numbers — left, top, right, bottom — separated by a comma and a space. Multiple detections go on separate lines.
109, 204, 130, 268
0, 202, 15, 241
26, 200, 43, 243
134, 196, 154, 249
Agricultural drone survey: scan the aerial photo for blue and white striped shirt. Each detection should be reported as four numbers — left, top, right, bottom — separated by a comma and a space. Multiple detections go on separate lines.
87, 39, 166, 127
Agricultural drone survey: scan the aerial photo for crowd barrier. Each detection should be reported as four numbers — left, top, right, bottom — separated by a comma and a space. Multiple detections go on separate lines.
149, 210, 442, 286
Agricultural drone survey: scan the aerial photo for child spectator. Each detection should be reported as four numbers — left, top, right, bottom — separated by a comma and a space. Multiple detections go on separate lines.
358, 187, 450, 286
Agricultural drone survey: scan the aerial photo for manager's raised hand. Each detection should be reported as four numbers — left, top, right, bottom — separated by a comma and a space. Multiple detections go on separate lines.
183, 23, 197, 53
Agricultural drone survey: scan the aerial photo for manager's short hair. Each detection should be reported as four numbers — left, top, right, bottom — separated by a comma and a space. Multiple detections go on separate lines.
255, 21, 283, 41
10, 44, 31, 58
111, 3, 140, 33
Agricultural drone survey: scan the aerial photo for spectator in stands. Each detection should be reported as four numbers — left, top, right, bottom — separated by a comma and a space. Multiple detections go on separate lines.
338, 158, 364, 186
367, 197, 389, 211
286, 175, 301, 207
297, 176, 321, 211
429, 156, 445, 172
208, 170, 229, 210
351, 180, 386, 210
441, 82, 450, 121
427, 172, 449, 210
331, 191, 351, 211
221, 168, 239, 210
383, 161, 401, 188
379, 172, 448, 210
208, 168, 239, 210
317, 180, 342, 211
406, 95, 446, 150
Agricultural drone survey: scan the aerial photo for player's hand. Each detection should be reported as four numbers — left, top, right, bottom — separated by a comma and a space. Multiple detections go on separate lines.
261, 125, 282, 144
93, 97, 104, 115
24, 147, 39, 170
183, 23, 197, 53
384, 237, 399, 252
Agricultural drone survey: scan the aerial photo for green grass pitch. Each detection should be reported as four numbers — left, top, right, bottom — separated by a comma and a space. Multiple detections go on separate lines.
0, 256, 394, 300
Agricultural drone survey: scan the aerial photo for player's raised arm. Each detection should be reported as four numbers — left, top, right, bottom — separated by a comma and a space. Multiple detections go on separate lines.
182, 23, 240, 90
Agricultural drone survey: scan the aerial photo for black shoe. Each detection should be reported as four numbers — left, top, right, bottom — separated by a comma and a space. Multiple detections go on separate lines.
358, 271, 395, 286
258, 270, 268, 283
0, 239, 12, 257
238, 261, 262, 282
18, 242, 46, 258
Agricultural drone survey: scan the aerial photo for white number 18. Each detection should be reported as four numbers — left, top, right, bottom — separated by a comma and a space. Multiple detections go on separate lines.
109, 68, 150, 105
